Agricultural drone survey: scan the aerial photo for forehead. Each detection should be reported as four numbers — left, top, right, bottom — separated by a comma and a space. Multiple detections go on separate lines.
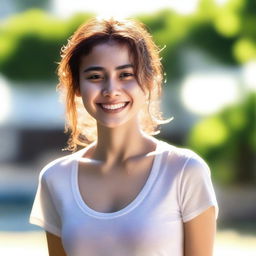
79, 42, 133, 69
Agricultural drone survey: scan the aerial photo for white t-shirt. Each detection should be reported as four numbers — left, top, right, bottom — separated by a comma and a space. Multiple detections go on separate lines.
29, 139, 219, 256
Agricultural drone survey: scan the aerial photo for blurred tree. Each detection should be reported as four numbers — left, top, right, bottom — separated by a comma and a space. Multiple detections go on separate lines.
138, 10, 193, 81
190, 0, 256, 64
13, 0, 50, 11
138, 0, 256, 82
0, 1, 255, 83
0, 9, 92, 82
186, 92, 256, 186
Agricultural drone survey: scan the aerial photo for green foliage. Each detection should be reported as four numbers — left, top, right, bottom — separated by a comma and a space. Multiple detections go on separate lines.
12, 0, 50, 11
233, 38, 256, 63
137, 0, 256, 81
0, 9, 92, 81
138, 10, 195, 81
184, 0, 256, 64
214, 11, 241, 37
0, 0, 255, 82
187, 21, 238, 64
188, 117, 229, 156
186, 92, 256, 186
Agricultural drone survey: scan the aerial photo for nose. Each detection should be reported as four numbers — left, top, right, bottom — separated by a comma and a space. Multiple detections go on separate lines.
102, 77, 121, 97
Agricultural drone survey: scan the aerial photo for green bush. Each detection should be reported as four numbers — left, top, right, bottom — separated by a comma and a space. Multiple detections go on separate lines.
0, 9, 92, 82
0, 0, 255, 83
186, 92, 256, 186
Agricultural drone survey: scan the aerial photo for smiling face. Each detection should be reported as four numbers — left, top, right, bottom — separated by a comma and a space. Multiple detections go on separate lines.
78, 41, 147, 128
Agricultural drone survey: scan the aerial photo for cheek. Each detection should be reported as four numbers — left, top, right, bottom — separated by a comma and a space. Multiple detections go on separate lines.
126, 81, 146, 97
80, 83, 98, 100
133, 84, 147, 103
79, 86, 98, 113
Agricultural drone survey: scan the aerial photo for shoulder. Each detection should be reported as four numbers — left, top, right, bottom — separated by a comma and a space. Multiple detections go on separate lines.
158, 139, 211, 176
38, 147, 86, 183
158, 139, 193, 161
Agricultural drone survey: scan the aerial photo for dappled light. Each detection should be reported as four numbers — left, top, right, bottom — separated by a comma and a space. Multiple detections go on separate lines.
186, 93, 255, 185
0, 76, 11, 123
188, 116, 229, 154
214, 11, 240, 37
233, 38, 256, 63
0, 0, 255, 254
242, 61, 256, 91
181, 73, 239, 115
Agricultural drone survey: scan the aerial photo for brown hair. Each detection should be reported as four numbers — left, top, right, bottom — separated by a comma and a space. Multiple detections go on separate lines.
57, 17, 171, 151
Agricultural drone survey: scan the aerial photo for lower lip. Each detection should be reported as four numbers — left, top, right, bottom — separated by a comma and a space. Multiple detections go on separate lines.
98, 102, 129, 113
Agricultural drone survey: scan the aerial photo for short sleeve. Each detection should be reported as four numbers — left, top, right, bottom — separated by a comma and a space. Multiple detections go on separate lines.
179, 154, 219, 223
29, 170, 61, 236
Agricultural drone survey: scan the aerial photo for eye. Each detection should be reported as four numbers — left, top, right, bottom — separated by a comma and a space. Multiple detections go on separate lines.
120, 72, 134, 79
86, 74, 104, 81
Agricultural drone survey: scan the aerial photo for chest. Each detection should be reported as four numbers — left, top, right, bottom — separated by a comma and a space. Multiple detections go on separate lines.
61, 153, 185, 256
77, 157, 155, 213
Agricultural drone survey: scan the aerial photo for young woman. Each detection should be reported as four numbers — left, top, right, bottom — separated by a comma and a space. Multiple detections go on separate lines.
30, 17, 218, 256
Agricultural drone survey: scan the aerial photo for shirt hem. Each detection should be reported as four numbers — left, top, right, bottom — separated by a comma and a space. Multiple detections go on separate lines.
29, 216, 61, 237
182, 203, 219, 223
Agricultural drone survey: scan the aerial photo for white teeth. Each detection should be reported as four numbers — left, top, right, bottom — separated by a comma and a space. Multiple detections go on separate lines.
101, 102, 126, 110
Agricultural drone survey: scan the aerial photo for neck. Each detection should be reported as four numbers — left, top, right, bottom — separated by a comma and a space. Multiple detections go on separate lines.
92, 120, 153, 165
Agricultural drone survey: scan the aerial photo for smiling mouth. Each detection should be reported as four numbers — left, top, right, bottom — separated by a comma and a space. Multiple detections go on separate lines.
97, 102, 130, 112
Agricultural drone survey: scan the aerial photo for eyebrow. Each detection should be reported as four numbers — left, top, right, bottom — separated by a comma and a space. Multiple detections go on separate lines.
83, 64, 134, 73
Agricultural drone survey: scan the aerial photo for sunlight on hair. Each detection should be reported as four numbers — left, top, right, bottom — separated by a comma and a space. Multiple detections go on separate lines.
0, 76, 11, 124
181, 73, 239, 115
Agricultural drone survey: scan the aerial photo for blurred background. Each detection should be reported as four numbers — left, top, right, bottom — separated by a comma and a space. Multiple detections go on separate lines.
0, 0, 255, 255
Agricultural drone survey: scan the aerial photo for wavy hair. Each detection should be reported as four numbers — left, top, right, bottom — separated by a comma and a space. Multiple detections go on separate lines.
57, 17, 172, 151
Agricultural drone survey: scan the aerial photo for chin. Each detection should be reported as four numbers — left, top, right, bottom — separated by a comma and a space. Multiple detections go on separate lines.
97, 117, 134, 129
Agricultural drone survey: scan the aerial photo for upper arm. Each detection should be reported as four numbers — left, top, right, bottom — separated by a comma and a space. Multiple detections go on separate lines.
184, 206, 217, 256
46, 231, 67, 256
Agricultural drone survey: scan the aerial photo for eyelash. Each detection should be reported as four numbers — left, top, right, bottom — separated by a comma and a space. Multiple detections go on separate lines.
87, 72, 134, 81
120, 72, 134, 78
87, 74, 102, 80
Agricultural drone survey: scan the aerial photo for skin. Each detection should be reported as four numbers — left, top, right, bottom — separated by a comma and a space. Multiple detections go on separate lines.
46, 42, 217, 256
46, 232, 66, 256
184, 206, 217, 256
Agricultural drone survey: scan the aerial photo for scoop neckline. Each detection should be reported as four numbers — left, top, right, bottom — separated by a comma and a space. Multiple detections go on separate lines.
71, 139, 164, 219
